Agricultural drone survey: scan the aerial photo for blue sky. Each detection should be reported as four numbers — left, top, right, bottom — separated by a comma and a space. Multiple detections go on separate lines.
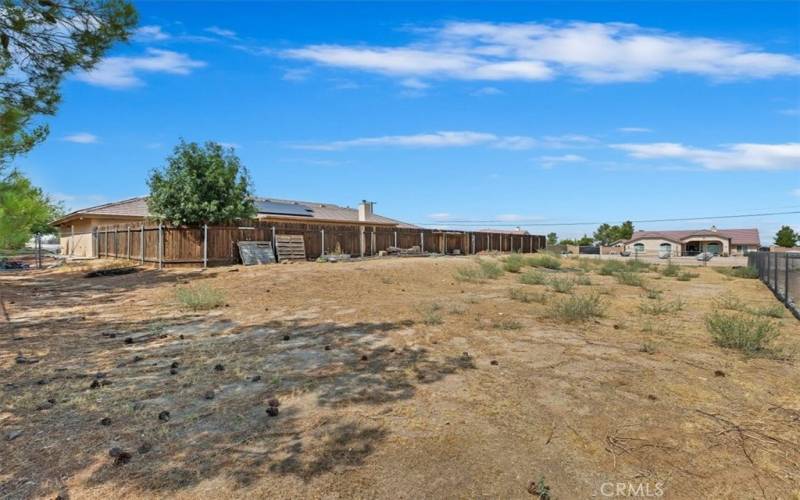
15, 1, 800, 243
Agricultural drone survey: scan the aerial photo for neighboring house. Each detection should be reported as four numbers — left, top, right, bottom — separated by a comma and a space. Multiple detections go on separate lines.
623, 227, 760, 257
52, 197, 418, 258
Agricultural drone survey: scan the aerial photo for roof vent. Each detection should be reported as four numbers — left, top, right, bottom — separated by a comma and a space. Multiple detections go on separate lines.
358, 200, 374, 222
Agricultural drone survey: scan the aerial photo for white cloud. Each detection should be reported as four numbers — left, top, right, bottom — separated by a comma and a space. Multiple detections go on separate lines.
135, 25, 170, 41
63, 132, 98, 144
618, 127, 652, 133
292, 131, 500, 151
400, 77, 429, 89
205, 26, 237, 39
281, 21, 800, 85
537, 154, 586, 168
289, 131, 597, 151
612, 142, 800, 170
75, 49, 206, 89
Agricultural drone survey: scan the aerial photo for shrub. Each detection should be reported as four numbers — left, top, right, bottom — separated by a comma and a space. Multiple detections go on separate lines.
645, 288, 662, 300
176, 285, 225, 311
510, 288, 547, 304
706, 311, 779, 355
548, 277, 575, 294
625, 260, 651, 272
454, 259, 504, 282
640, 342, 656, 354
598, 260, 626, 276
639, 298, 685, 315
519, 269, 547, 285
478, 259, 505, 279
503, 254, 525, 273
493, 318, 523, 330
714, 293, 746, 311
575, 274, 592, 286
575, 258, 595, 272
550, 293, 604, 322
716, 266, 759, 279
661, 262, 680, 277
419, 303, 443, 325
615, 271, 645, 287
751, 304, 785, 318
677, 271, 699, 281
454, 266, 484, 283
527, 254, 561, 270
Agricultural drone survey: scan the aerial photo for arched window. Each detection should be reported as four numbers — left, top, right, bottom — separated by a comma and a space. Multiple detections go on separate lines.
659, 243, 672, 253
633, 243, 645, 253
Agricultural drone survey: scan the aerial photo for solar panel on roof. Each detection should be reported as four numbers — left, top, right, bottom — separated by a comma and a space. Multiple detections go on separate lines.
255, 200, 313, 217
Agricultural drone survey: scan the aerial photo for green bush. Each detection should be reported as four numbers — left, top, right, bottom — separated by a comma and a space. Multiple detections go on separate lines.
716, 266, 759, 279
706, 311, 780, 355
176, 285, 226, 311
714, 293, 747, 311
519, 269, 547, 285
751, 304, 785, 318
527, 254, 562, 270
493, 318, 523, 330
677, 271, 699, 281
454, 259, 504, 282
661, 262, 680, 277
615, 271, 645, 287
479, 259, 505, 279
639, 298, 685, 315
548, 277, 575, 294
625, 260, 651, 272
550, 293, 605, 322
503, 254, 525, 273
419, 303, 443, 325
598, 260, 626, 276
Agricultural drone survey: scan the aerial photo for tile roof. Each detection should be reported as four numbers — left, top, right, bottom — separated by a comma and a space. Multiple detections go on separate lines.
53, 196, 420, 228
626, 228, 760, 246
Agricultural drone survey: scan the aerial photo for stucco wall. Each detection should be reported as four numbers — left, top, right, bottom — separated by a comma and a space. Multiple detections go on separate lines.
625, 238, 681, 256
58, 217, 143, 258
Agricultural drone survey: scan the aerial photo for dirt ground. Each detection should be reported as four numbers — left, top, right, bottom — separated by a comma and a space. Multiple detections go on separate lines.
1, 255, 799, 499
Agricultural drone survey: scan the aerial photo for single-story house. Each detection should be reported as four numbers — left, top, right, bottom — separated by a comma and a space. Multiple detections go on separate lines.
622, 227, 760, 257
52, 197, 418, 258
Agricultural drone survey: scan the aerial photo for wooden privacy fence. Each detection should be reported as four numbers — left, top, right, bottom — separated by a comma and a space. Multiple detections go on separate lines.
95, 222, 546, 268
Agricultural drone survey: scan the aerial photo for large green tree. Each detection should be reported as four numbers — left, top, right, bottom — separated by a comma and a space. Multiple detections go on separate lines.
0, 169, 63, 248
546, 232, 558, 246
593, 220, 634, 245
774, 225, 798, 248
1, 0, 137, 165
147, 141, 256, 226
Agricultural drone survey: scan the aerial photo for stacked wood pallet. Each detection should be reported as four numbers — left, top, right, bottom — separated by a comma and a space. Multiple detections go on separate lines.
275, 235, 306, 261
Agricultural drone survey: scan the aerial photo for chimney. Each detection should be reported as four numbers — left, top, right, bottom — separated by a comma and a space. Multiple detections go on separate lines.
358, 200, 374, 222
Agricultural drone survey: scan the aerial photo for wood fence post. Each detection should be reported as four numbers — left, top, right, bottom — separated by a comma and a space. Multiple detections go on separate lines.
203, 224, 208, 268
158, 222, 164, 269
140, 226, 144, 263
421, 231, 424, 252
127, 226, 131, 260
394, 231, 397, 248
321, 228, 325, 256
105, 228, 109, 257
443, 233, 447, 255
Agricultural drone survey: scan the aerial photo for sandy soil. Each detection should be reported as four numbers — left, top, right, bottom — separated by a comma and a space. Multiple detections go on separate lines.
1, 255, 798, 499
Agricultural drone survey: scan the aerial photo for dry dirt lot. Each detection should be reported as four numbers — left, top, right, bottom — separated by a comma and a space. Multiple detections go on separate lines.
1, 255, 799, 499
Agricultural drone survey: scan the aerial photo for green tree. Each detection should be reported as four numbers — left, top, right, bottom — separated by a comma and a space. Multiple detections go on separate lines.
0, 169, 63, 248
774, 225, 798, 247
546, 232, 558, 246
147, 141, 256, 226
558, 234, 594, 246
593, 220, 634, 245
1, 0, 137, 166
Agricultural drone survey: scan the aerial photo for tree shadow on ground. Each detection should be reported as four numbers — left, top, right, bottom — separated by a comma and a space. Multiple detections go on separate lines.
2, 315, 474, 498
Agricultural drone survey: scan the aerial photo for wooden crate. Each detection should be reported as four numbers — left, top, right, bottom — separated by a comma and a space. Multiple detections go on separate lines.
275, 234, 306, 261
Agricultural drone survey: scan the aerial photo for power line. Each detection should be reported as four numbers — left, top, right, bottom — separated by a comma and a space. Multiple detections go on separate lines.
413, 209, 800, 228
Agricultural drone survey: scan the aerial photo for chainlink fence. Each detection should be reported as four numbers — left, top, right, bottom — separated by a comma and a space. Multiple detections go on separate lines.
748, 251, 800, 319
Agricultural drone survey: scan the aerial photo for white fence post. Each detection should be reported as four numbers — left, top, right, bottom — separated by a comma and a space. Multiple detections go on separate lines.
321, 228, 325, 256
